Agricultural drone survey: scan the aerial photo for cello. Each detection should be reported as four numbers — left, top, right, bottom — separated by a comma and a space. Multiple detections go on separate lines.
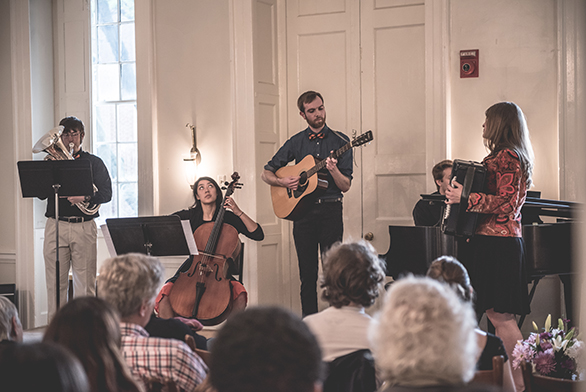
168, 173, 242, 325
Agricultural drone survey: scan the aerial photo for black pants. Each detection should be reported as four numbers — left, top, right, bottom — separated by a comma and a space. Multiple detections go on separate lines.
293, 201, 343, 316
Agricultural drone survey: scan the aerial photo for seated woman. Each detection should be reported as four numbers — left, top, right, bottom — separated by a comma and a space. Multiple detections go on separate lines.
157, 176, 264, 319
369, 276, 483, 391
43, 296, 141, 392
427, 256, 516, 391
304, 240, 385, 362
0, 342, 90, 392
303, 240, 385, 392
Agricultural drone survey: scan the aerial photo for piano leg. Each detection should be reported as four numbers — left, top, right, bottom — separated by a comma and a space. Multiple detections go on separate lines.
558, 273, 574, 328
518, 275, 543, 329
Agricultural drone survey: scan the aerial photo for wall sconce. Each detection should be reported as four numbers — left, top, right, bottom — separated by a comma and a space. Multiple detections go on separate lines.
183, 123, 201, 188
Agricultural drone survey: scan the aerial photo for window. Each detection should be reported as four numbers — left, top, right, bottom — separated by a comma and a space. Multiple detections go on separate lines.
90, 0, 137, 225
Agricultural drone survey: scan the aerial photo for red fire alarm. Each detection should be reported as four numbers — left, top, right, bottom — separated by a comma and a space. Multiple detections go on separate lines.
460, 49, 479, 78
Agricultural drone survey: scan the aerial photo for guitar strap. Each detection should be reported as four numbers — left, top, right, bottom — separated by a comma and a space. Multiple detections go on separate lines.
331, 129, 350, 143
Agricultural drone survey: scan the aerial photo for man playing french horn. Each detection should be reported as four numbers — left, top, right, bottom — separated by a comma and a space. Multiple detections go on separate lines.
40, 116, 112, 320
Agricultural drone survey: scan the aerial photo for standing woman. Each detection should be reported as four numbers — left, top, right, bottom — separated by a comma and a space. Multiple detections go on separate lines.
157, 176, 264, 319
445, 101, 534, 391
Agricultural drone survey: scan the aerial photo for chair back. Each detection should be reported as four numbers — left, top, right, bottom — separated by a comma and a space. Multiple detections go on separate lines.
521, 360, 582, 392
194, 348, 211, 366
142, 377, 179, 392
323, 349, 377, 392
227, 242, 244, 283
470, 355, 504, 387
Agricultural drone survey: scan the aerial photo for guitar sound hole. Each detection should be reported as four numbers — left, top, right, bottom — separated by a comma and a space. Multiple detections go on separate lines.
299, 172, 308, 186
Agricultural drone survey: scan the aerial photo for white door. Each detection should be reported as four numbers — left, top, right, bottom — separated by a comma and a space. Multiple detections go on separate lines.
282, 0, 445, 311
360, 0, 430, 254
286, 0, 437, 249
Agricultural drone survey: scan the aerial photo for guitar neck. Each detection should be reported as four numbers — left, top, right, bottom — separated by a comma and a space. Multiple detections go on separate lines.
306, 141, 352, 177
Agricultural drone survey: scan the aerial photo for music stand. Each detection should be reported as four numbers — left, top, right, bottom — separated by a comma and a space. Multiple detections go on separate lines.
17, 160, 93, 311
105, 215, 196, 257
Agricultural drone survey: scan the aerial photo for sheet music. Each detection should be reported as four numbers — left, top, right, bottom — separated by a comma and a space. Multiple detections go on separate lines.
181, 220, 199, 255
100, 224, 118, 257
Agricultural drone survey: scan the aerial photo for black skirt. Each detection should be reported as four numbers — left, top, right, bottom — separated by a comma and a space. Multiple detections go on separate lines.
457, 235, 530, 316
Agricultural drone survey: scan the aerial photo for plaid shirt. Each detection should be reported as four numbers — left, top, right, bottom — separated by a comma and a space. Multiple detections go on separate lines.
120, 322, 208, 392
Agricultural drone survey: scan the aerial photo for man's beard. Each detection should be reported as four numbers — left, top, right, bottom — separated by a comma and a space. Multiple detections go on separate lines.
308, 116, 325, 129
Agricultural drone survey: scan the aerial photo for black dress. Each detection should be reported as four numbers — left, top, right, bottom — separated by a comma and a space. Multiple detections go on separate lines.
476, 332, 508, 371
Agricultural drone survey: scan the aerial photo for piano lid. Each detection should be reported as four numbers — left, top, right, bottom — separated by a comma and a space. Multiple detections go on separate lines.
522, 191, 578, 223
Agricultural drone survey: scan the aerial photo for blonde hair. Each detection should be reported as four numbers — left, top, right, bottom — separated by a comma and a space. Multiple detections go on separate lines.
98, 253, 163, 318
369, 277, 478, 387
483, 102, 534, 186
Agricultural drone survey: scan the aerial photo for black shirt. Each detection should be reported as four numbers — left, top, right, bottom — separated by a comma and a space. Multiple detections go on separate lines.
44, 148, 112, 219
412, 191, 445, 227
264, 125, 353, 200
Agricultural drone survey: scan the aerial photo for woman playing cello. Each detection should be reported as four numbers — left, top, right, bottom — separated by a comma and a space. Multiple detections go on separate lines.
156, 176, 264, 319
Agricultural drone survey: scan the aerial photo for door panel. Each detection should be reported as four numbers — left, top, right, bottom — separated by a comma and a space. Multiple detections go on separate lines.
361, 1, 426, 253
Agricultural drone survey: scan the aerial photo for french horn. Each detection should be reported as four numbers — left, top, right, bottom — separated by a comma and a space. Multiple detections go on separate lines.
33, 126, 100, 215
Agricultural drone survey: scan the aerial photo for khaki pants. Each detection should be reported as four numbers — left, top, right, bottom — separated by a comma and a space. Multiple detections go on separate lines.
44, 218, 97, 320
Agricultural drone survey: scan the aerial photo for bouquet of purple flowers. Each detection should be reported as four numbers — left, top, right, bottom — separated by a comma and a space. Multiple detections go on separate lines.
512, 315, 583, 380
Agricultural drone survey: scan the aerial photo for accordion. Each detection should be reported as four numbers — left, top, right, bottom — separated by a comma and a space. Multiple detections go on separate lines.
441, 159, 486, 237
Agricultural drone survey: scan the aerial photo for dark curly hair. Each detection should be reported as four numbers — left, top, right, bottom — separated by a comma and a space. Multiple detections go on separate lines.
321, 241, 386, 308
59, 116, 85, 134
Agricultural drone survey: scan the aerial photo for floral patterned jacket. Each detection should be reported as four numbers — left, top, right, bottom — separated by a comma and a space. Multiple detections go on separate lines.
467, 149, 527, 238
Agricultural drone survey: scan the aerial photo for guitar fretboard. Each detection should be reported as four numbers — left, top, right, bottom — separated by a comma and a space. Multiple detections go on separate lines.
306, 141, 352, 178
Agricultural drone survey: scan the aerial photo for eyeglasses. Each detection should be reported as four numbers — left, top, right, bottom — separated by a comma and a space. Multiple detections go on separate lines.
62, 131, 80, 138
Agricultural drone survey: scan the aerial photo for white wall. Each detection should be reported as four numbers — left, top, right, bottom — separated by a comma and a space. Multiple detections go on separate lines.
448, 0, 568, 332
152, 0, 235, 215
0, 0, 16, 285
449, 0, 558, 200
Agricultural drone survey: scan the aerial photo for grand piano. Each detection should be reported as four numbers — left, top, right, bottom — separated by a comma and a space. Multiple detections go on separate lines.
380, 191, 578, 326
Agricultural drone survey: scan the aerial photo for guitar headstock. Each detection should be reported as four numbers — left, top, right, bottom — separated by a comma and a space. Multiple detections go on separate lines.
222, 172, 243, 197
352, 130, 373, 147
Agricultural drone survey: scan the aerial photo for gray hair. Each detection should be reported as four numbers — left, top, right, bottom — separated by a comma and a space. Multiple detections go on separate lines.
97, 253, 164, 318
0, 296, 19, 341
369, 276, 478, 387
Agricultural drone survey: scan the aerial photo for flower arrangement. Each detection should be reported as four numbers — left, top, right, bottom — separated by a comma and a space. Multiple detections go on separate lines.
512, 315, 583, 380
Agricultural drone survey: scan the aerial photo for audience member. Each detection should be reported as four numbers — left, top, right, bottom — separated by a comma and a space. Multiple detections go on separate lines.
209, 306, 324, 392
369, 276, 496, 391
0, 296, 22, 343
304, 240, 384, 392
0, 341, 90, 392
427, 256, 516, 391
304, 240, 384, 361
43, 296, 142, 392
98, 253, 208, 392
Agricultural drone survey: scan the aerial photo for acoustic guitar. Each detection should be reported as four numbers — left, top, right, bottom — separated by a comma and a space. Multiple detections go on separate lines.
270, 130, 373, 220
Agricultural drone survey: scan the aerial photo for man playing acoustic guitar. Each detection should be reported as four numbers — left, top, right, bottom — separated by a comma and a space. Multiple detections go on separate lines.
261, 91, 353, 316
